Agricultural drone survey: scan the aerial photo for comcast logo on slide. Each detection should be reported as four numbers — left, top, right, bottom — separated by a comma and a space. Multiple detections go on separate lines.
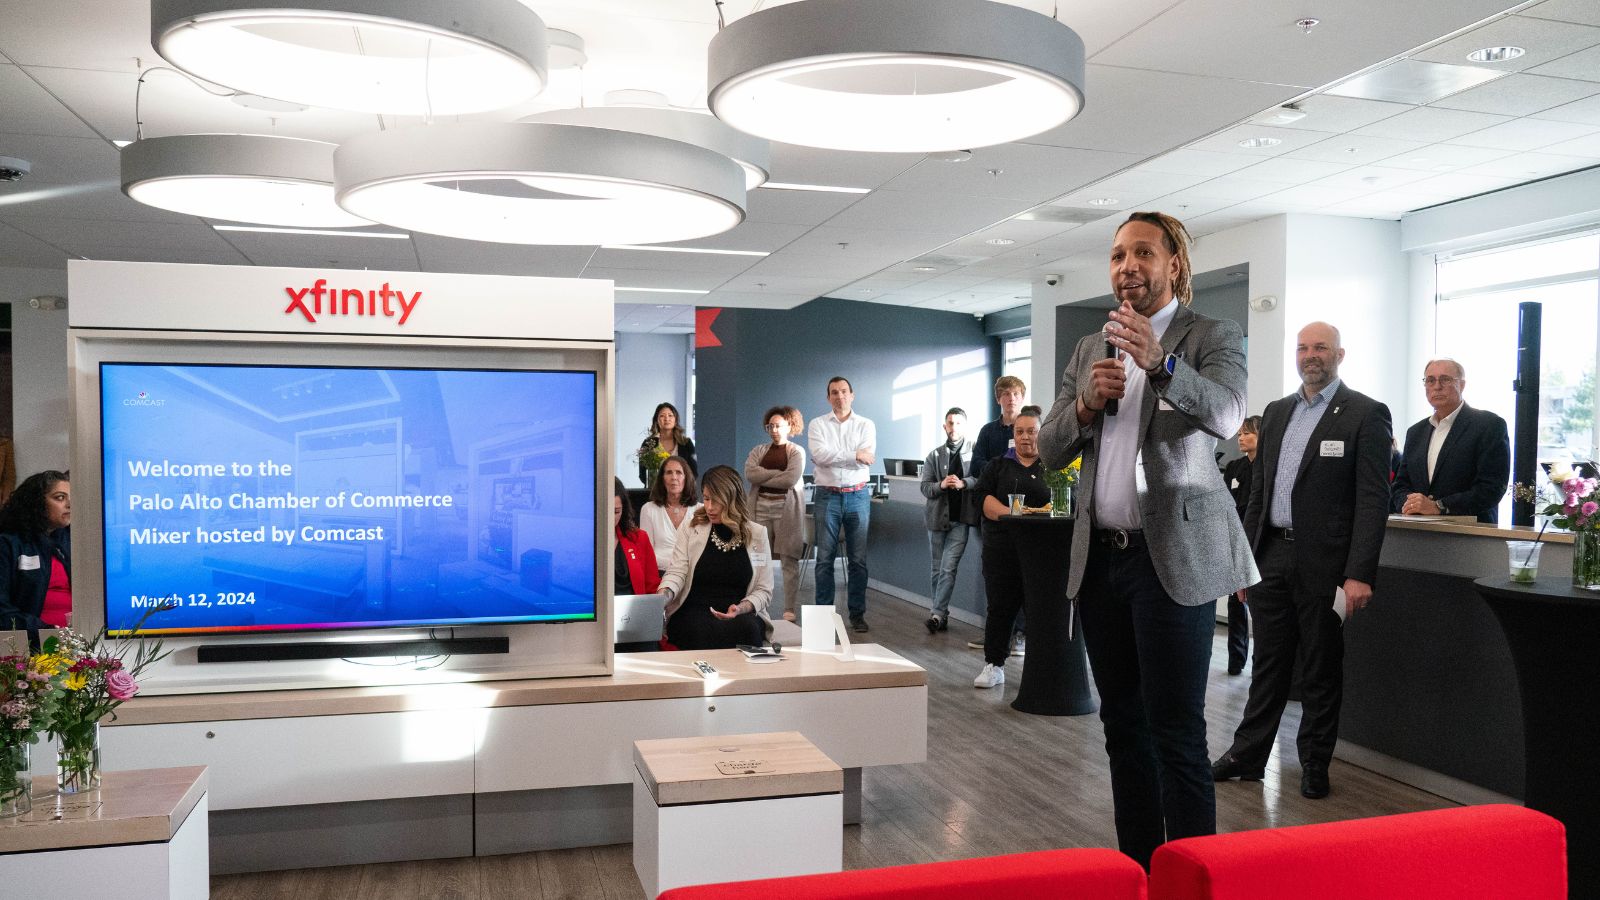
123, 391, 166, 407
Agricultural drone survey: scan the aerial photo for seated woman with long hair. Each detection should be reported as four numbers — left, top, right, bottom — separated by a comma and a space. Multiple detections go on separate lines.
613, 477, 661, 597
0, 470, 72, 639
659, 465, 773, 651
638, 455, 699, 572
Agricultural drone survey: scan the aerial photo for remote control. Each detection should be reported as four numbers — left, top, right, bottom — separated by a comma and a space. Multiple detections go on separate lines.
693, 660, 717, 676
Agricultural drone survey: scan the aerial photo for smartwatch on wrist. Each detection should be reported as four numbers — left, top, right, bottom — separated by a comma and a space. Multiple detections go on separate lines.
1147, 353, 1177, 380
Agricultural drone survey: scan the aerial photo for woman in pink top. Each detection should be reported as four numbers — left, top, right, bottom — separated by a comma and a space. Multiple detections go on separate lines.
0, 470, 71, 639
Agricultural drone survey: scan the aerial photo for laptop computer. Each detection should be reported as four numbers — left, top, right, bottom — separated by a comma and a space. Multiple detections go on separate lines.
613, 593, 667, 646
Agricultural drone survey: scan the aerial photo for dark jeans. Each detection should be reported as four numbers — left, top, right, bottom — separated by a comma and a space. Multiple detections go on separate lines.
1226, 594, 1249, 671
814, 487, 870, 620
1225, 536, 1345, 769
1079, 537, 1217, 869
980, 527, 1024, 666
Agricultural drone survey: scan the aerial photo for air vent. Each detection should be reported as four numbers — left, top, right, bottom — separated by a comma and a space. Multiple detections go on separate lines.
1326, 59, 1502, 105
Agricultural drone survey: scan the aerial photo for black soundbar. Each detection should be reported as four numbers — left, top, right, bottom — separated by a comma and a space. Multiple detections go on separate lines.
197, 636, 510, 664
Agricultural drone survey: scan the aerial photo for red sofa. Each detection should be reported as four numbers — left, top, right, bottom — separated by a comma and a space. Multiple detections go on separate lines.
655, 805, 1565, 900
657, 849, 1147, 899
1149, 804, 1566, 900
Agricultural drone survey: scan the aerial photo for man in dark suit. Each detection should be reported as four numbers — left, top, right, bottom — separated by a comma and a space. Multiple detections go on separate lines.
1041, 212, 1256, 868
1211, 321, 1391, 800
1391, 359, 1510, 524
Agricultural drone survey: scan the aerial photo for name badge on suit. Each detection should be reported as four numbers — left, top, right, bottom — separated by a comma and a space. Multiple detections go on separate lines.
1320, 440, 1345, 458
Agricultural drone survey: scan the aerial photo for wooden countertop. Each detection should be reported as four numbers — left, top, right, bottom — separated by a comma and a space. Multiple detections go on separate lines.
1386, 515, 1575, 544
0, 766, 207, 854
107, 644, 926, 727
635, 731, 843, 805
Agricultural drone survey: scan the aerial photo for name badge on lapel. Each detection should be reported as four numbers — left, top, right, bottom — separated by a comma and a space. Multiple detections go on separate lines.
1320, 440, 1345, 458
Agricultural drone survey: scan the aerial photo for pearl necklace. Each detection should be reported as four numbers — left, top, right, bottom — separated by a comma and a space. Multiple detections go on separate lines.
709, 526, 742, 553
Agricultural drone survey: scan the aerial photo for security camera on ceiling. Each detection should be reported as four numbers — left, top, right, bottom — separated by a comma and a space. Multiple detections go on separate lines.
1044, 274, 1062, 286
0, 156, 31, 182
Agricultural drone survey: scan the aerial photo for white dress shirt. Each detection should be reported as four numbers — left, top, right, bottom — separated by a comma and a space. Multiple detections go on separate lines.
1093, 299, 1180, 531
639, 502, 699, 569
809, 410, 876, 488
1426, 402, 1463, 483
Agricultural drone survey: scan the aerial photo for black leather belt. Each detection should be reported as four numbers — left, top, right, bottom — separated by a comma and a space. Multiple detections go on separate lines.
1268, 527, 1296, 542
1094, 528, 1145, 550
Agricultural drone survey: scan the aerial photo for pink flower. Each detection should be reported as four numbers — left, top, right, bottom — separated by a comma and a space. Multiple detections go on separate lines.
106, 669, 139, 701
1584, 501, 1599, 517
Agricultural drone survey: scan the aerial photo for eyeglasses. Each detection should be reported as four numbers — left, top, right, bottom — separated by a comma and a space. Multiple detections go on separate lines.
1422, 376, 1459, 387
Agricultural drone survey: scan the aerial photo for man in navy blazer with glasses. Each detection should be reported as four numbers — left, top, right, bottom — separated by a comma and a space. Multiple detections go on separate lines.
1391, 358, 1510, 524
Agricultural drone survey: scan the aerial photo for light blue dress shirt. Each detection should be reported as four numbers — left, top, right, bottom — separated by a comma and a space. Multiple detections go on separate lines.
1269, 378, 1342, 529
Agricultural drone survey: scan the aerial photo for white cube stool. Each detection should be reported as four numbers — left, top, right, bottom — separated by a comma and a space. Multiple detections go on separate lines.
633, 731, 842, 898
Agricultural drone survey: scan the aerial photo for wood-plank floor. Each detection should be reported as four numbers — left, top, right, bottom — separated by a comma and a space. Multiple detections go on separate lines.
211, 590, 1454, 899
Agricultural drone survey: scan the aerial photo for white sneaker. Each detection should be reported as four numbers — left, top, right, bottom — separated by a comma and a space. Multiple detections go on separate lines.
1010, 634, 1026, 657
973, 663, 1005, 689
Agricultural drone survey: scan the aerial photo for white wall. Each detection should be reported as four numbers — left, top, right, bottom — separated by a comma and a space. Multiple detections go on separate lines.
2, 266, 70, 476
615, 331, 691, 489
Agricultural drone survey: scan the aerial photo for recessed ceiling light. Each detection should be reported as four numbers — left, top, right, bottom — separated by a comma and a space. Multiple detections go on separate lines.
759, 181, 871, 194
601, 244, 768, 257
985, 237, 1016, 245
1237, 137, 1283, 149
914, 266, 937, 272
151, 0, 550, 115
707, 0, 1087, 153
213, 225, 407, 238
1467, 46, 1524, 63
1087, 197, 1119, 206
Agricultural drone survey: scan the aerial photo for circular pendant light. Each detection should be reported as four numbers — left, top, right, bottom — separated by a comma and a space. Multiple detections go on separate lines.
121, 134, 371, 227
707, 0, 1086, 153
333, 122, 746, 245
151, 0, 548, 115
526, 105, 770, 190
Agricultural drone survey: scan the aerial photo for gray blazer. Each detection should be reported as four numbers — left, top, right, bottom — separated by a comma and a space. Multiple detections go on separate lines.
1039, 304, 1258, 606
919, 440, 980, 530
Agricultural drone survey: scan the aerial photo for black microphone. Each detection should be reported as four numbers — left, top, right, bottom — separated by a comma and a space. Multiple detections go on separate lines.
1103, 337, 1119, 417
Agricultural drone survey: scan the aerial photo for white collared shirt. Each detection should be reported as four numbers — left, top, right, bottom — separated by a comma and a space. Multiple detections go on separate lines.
1427, 401, 1463, 483
1093, 298, 1180, 531
809, 409, 876, 488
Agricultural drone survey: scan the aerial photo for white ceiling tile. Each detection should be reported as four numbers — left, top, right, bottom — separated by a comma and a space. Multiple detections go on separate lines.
1401, 171, 1524, 198
1186, 124, 1336, 157
1530, 44, 1600, 83
4, 216, 224, 251
1284, 134, 1427, 164
1092, 0, 1522, 88
580, 267, 724, 291
1448, 117, 1600, 151
699, 291, 813, 310
1521, 0, 1600, 27
1414, 15, 1600, 72
822, 189, 1027, 234
0, 133, 118, 186
0, 1, 152, 70
1132, 150, 1264, 177
1026, 66, 1299, 155
1308, 165, 1436, 191
942, 220, 1089, 253
650, 222, 811, 254
1538, 130, 1600, 156
730, 255, 882, 282
1327, 59, 1506, 104
1458, 152, 1599, 179
77, 244, 250, 265
714, 272, 844, 294
881, 144, 1141, 202
1530, 92, 1600, 125
1432, 73, 1600, 115
1379, 143, 1514, 171
586, 248, 760, 275
1137, 193, 1242, 218
1227, 157, 1359, 184
0, 65, 99, 139
765, 143, 921, 190
0, 221, 68, 268
216, 232, 417, 268
1256, 184, 1372, 208
744, 189, 862, 226
412, 239, 594, 277
1352, 106, 1513, 142
1277, 96, 1414, 133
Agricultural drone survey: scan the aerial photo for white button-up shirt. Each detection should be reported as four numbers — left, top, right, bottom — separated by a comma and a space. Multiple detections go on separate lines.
809, 410, 876, 488
1093, 299, 1180, 531
1426, 401, 1463, 483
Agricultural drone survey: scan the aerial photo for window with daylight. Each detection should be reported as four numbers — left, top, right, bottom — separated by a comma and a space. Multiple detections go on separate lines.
1002, 336, 1032, 384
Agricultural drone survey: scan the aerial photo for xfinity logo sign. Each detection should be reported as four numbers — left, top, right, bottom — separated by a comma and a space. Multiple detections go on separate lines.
284, 278, 421, 326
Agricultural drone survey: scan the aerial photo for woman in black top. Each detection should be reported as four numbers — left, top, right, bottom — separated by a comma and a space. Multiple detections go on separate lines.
1220, 415, 1260, 675
0, 470, 72, 644
658, 466, 774, 651
638, 402, 698, 486
973, 407, 1050, 689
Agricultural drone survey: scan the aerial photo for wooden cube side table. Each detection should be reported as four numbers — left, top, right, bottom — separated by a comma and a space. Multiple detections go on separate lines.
632, 731, 842, 898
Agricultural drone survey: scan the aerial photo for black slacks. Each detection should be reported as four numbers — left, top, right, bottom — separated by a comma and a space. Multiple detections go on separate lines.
1225, 535, 1345, 768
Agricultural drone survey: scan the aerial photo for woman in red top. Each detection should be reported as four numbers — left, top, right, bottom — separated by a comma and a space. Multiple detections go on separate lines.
0, 470, 71, 641
614, 477, 660, 597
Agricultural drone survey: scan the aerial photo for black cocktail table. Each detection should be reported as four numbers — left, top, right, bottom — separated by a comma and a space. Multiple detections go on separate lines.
1001, 514, 1095, 716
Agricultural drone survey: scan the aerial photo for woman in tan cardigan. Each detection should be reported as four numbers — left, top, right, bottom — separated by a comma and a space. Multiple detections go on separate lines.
660, 466, 775, 649
744, 405, 807, 622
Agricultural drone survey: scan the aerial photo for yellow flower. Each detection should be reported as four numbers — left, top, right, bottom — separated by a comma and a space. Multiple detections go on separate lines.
63, 671, 88, 691
33, 653, 70, 675
1068, 456, 1082, 471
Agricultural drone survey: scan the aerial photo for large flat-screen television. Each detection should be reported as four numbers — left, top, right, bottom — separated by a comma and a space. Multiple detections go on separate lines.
98, 361, 598, 637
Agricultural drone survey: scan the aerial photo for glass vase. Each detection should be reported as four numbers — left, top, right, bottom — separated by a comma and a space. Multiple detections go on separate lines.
57, 723, 101, 795
1575, 531, 1600, 592
1049, 483, 1074, 518
0, 741, 31, 818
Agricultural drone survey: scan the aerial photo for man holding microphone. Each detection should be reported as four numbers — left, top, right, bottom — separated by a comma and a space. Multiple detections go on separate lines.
1040, 212, 1255, 868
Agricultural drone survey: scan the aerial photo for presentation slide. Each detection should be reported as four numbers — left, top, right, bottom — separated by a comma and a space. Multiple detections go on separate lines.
99, 362, 598, 636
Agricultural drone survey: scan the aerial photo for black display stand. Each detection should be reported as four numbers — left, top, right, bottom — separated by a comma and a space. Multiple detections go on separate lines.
1473, 575, 1600, 897
1001, 514, 1095, 716
198, 635, 510, 663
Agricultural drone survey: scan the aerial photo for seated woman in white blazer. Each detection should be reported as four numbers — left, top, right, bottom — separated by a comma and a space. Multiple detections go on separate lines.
660, 465, 775, 650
